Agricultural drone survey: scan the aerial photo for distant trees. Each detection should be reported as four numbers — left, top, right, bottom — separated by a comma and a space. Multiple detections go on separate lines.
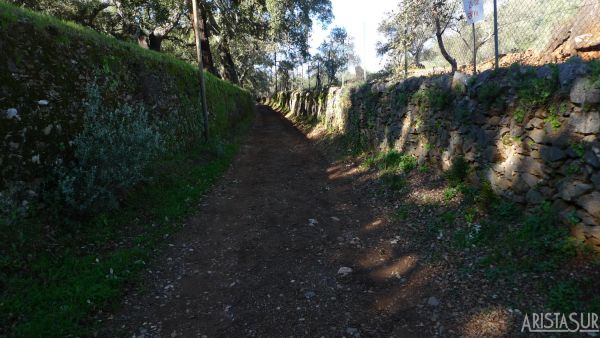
8, 0, 333, 95
377, 0, 461, 74
309, 27, 359, 88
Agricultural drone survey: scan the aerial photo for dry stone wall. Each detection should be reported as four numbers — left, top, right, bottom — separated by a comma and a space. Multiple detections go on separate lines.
269, 59, 600, 248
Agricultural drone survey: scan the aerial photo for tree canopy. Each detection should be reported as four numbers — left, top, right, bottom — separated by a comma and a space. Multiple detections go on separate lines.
9, 0, 333, 94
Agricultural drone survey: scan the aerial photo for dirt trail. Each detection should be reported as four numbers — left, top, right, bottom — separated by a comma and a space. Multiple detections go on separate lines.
102, 106, 444, 337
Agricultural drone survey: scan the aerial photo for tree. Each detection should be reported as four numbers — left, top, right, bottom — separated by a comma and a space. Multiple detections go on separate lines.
315, 27, 359, 85
377, 0, 432, 72
10, 0, 333, 93
376, 0, 460, 75
432, 0, 460, 73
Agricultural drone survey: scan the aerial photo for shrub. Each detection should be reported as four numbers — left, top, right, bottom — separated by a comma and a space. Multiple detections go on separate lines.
55, 84, 163, 215
474, 181, 499, 212
476, 83, 504, 109
377, 151, 417, 172
517, 76, 557, 108
0, 183, 30, 227
445, 156, 469, 186
412, 87, 453, 110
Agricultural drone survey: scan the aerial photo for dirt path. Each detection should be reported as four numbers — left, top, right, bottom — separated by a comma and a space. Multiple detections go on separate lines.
101, 106, 448, 337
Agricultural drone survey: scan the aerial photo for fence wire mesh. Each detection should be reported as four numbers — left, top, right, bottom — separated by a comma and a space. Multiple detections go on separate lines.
404, 0, 600, 77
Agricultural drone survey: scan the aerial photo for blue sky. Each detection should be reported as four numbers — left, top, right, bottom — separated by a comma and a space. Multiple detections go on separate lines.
309, 0, 398, 72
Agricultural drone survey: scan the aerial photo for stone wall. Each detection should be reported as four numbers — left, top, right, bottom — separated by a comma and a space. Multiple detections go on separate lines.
268, 59, 600, 248
0, 5, 254, 190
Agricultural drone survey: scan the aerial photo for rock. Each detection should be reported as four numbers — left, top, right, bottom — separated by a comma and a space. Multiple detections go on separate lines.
520, 157, 545, 176
576, 210, 599, 227
570, 78, 600, 105
37, 99, 49, 106
592, 172, 600, 189
572, 223, 600, 247
526, 189, 544, 204
528, 129, 546, 143
337, 266, 353, 276
540, 146, 566, 162
536, 65, 555, 80
558, 61, 588, 88
569, 111, 600, 134
308, 218, 318, 226
331, 216, 340, 222
557, 180, 593, 201
304, 291, 316, 299
525, 117, 544, 130
4, 108, 19, 120
427, 296, 440, 307
584, 150, 600, 168
346, 327, 360, 337
371, 82, 386, 94
42, 124, 53, 135
474, 69, 493, 88
512, 176, 530, 194
520, 173, 539, 187
576, 192, 600, 219
451, 71, 471, 94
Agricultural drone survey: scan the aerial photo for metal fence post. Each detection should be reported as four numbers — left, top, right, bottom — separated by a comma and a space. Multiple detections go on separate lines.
493, 0, 499, 70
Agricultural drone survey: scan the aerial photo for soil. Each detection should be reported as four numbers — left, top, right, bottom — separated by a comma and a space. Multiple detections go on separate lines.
99, 106, 523, 337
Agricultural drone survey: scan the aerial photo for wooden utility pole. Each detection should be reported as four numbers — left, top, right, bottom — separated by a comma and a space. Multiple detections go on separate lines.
192, 0, 209, 141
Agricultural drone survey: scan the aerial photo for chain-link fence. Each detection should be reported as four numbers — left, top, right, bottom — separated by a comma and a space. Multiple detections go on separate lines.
406, 0, 600, 77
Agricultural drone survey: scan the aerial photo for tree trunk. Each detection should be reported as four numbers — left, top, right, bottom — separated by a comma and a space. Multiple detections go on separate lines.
316, 61, 321, 91
198, 7, 219, 76
434, 18, 457, 73
149, 32, 163, 51
218, 38, 240, 84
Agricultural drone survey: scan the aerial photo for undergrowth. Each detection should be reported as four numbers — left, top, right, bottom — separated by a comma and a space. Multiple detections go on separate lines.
0, 119, 252, 337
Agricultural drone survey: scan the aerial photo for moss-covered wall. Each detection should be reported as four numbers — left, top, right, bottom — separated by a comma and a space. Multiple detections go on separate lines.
268, 60, 600, 248
0, 2, 254, 190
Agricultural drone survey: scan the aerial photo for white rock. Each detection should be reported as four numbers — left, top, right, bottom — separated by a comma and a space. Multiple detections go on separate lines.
37, 100, 49, 106
427, 296, 440, 307
5, 108, 19, 120
337, 266, 353, 276
43, 124, 53, 135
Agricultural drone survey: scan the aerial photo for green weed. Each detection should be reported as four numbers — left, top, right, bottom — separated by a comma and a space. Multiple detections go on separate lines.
544, 112, 561, 130
445, 156, 469, 186
476, 83, 504, 109
365, 151, 417, 173
513, 108, 526, 124
516, 74, 557, 108
571, 143, 585, 158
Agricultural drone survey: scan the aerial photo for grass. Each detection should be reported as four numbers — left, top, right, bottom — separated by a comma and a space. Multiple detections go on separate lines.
544, 112, 562, 130
364, 150, 417, 172
0, 119, 252, 337
412, 87, 454, 110
363, 151, 417, 193
0, 1, 194, 76
517, 76, 557, 108
476, 82, 505, 109
513, 108, 526, 124
444, 156, 469, 187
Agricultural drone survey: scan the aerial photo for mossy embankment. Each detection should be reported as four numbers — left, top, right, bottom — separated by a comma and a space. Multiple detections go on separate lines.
0, 2, 255, 336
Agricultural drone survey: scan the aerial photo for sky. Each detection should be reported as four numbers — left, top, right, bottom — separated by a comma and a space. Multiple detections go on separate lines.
309, 0, 398, 73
